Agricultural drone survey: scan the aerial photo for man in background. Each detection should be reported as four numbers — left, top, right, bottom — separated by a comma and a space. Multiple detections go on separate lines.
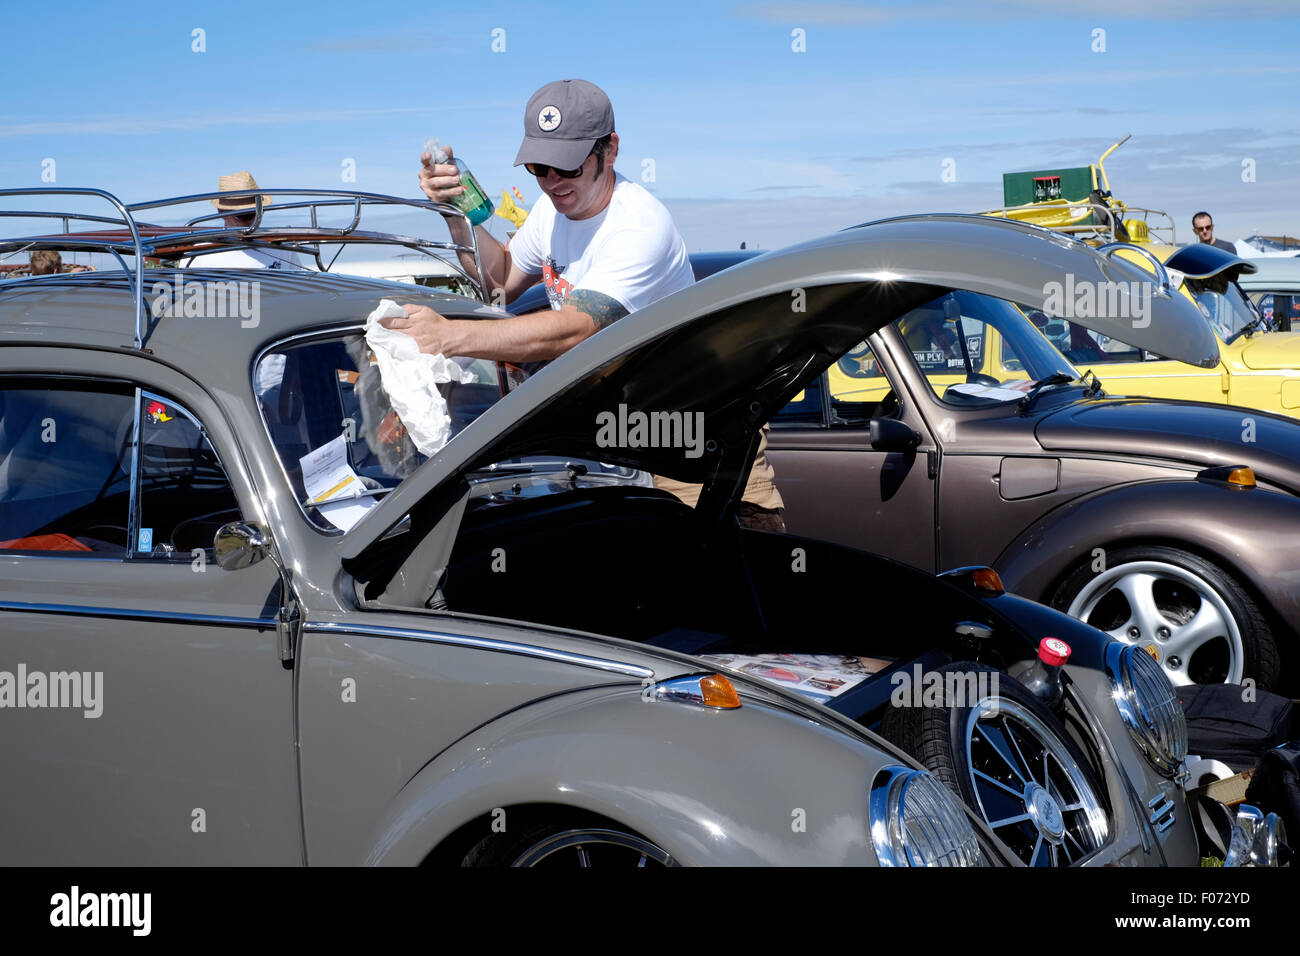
1193, 211, 1236, 254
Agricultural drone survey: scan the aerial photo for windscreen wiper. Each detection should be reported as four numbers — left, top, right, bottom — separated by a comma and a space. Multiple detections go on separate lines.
1016, 373, 1075, 416
1225, 315, 1269, 345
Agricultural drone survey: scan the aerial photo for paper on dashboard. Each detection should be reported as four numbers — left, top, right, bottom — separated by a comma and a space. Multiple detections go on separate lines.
298, 434, 378, 531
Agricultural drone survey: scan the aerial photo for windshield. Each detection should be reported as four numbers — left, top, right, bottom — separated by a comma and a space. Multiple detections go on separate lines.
890, 291, 1079, 407
1190, 280, 1260, 340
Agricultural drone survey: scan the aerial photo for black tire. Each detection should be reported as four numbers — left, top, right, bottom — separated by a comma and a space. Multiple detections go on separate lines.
880, 662, 1109, 867
462, 822, 676, 868
1049, 545, 1279, 691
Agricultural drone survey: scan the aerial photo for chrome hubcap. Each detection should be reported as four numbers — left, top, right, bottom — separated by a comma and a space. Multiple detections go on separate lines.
1067, 560, 1244, 685
1024, 781, 1065, 844
965, 698, 1109, 867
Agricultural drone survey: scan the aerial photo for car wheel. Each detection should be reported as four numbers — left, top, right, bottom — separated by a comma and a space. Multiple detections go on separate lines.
880, 662, 1109, 867
1051, 546, 1278, 690
462, 824, 677, 868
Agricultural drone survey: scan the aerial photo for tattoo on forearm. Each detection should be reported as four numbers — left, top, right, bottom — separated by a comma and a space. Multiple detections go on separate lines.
568, 289, 629, 330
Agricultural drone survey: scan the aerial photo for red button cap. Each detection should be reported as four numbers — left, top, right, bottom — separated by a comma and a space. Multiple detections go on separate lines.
1039, 637, 1071, 667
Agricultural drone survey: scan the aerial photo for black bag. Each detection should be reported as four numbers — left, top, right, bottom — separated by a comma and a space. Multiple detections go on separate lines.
1177, 684, 1294, 773
1244, 742, 1300, 849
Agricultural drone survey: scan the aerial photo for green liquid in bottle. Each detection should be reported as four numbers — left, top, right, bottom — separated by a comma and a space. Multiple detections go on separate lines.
427, 138, 494, 226
452, 164, 494, 226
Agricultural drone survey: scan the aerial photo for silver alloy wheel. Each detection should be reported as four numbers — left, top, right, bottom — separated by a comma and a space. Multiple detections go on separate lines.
964, 698, 1108, 867
509, 828, 676, 867
1066, 560, 1245, 685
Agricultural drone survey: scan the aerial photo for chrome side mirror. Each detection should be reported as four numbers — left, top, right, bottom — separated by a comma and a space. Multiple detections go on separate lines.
214, 522, 270, 571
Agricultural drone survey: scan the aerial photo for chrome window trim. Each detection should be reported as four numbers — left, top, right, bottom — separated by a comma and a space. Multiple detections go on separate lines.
126, 387, 142, 557
134, 387, 240, 558
303, 620, 654, 679
0, 599, 274, 628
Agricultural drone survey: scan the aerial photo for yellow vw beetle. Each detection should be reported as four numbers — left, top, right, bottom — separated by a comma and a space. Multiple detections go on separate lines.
975, 136, 1300, 419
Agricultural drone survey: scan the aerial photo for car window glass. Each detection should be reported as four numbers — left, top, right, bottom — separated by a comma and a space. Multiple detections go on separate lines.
828, 341, 897, 424
0, 382, 133, 554
135, 392, 242, 558
774, 373, 824, 425
1248, 291, 1297, 331
257, 335, 504, 529
1020, 313, 1145, 365
903, 292, 1078, 406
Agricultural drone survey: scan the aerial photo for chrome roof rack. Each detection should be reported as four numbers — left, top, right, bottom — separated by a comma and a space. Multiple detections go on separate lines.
0, 187, 149, 348
126, 188, 487, 298
0, 187, 486, 351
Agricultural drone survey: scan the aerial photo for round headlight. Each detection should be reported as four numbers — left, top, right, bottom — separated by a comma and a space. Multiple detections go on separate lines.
870, 767, 987, 867
1109, 643, 1188, 776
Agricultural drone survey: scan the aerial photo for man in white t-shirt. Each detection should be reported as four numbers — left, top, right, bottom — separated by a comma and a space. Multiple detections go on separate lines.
388, 78, 692, 359
390, 78, 784, 529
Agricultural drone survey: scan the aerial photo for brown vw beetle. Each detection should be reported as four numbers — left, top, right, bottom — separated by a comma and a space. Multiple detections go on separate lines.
766, 223, 1299, 695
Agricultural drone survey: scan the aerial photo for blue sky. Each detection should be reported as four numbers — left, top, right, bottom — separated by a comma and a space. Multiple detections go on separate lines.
2, 0, 1298, 251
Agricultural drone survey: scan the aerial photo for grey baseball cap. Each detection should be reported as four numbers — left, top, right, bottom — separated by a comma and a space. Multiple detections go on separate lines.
513, 79, 615, 171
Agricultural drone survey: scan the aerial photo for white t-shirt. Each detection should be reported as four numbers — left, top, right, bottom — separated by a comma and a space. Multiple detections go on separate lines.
508, 172, 694, 315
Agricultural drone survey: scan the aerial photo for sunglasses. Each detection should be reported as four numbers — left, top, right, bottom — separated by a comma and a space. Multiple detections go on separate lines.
524, 160, 586, 179
524, 147, 596, 180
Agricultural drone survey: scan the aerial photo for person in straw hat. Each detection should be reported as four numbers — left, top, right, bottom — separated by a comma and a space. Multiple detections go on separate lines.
182, 171, 303, 271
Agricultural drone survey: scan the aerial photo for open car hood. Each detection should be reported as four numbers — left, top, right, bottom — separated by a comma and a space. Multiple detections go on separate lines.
341, 214, 1219, 559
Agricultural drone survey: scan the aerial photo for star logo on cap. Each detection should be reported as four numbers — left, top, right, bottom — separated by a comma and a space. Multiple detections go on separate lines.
537, 106, 561, 132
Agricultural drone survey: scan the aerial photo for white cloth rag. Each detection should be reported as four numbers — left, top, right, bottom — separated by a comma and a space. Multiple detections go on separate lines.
364, 299, 478, 456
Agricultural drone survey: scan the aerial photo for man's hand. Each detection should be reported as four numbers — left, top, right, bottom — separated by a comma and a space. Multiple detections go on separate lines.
384, 301, 600, 363
380, 304, 461, 357
418, 144, 467, 205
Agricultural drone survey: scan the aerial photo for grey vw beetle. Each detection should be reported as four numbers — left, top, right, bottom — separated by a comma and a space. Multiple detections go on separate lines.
0, 189, 1277, 867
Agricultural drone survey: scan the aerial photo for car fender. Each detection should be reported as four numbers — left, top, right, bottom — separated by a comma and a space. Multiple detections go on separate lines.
991, 479, 1300, 626
360, 683, 894, 866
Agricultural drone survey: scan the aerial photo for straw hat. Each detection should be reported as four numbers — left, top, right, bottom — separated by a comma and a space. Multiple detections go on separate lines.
211, 171, 273, 211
